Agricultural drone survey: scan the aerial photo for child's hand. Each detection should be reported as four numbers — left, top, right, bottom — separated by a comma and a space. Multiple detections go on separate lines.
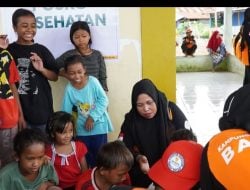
47, 186, 62, 190
137, 155, 150, 174
0, 35, 9, 49
37, 181, 60, 190
30, 52, 44, 72
85, 116, 94, 131
44, 155, 51, 165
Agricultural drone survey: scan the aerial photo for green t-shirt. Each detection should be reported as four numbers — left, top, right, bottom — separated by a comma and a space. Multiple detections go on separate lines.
0, 162, 58, 190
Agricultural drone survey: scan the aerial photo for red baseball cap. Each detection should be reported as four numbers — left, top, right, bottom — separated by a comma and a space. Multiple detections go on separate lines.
148, 140, 203, 190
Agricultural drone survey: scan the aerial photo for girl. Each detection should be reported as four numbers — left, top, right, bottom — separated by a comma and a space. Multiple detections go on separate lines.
0, 128, 61, 190
45, 111, 88, 190
7, 8, 58, 133
56, 21, 108, 92
61, 54, 113, 168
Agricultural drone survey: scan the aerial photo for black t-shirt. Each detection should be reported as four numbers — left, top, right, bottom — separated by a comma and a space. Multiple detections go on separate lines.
8, 42, 58, 124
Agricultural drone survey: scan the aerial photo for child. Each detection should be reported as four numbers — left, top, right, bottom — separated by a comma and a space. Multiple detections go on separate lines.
0, 34, 26, 169
56, 21, 108, 92
61, 54, 113, 168
137, 128, 199, 189
0, 128, 61, 190
170, 128, 197, 142
45, 111, 88, 189
75, 140, 134, 190
7, 8, 58, 133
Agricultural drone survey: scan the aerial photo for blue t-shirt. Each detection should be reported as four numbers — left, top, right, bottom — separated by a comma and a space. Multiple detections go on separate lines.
62, 76, 113, 136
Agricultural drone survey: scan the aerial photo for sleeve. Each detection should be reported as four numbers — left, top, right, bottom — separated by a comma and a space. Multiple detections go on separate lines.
61, 85, 74, 114
55, 52, 67, 71
45, 163, 59, 185
120, 113, 140, 157
40, 45, 59, 74
0, 170, 12, 189
76, 141, 88, 160
97, 51, 108, 91
56, 50, 78, 71
8, 57, 20, 84
192, 36, 196, 43
169, 101, 189, 130
88, 77, 108, 122
200, 144, 226, 190
45, 145, 52, 159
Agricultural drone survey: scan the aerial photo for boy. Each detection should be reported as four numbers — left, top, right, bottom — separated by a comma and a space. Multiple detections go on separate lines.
75, 140, 134, 190
0, 34, 25, 169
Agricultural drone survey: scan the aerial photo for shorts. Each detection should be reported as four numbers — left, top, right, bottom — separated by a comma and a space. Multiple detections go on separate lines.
0, 125, 18, 169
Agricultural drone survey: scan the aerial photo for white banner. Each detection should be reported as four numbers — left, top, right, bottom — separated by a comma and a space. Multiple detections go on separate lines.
0, 7, 119, 63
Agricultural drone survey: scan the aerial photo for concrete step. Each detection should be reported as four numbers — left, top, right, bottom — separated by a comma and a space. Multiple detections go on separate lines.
176, 55, 227, 72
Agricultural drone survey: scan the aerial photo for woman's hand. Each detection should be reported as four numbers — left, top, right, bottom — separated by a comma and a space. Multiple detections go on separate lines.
136, 155, 150, 174
0, 35, 9, 49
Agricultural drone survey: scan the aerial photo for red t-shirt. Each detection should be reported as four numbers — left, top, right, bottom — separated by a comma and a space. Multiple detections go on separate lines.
45, 141, 87, 189
75, 167, 131, 190
0, 50, 20, 128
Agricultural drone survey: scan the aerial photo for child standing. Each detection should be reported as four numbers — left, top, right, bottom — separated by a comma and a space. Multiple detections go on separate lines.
61, 54, 113, 168
0, 128, 61, 190
56, 21, 108, 92
7, 8, 58, 133
45, 111, 88, 190
0, 34, 26, 169
75, 140, 134, 190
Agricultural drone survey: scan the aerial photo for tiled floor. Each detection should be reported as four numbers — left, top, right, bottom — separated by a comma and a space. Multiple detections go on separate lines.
176, 72, 243, 146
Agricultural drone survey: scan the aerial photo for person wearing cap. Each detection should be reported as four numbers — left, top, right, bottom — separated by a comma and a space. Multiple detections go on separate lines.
200, 84, 250, 189
119, 79, 190, 187
148, 140, 203, 190
181, 28, 197, 57
207, 30, 228, 72
0, 34, 26, 169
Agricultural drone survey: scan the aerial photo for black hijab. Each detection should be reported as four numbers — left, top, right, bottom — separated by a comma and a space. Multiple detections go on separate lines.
126, 79, 171, 164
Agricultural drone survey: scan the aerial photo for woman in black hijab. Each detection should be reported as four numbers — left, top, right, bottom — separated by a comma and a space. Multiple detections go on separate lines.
119, 79, 189, 187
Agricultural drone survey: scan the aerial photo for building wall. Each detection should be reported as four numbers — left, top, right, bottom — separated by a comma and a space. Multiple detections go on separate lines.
141, 8, 176, 102
0, 8, 176, 141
